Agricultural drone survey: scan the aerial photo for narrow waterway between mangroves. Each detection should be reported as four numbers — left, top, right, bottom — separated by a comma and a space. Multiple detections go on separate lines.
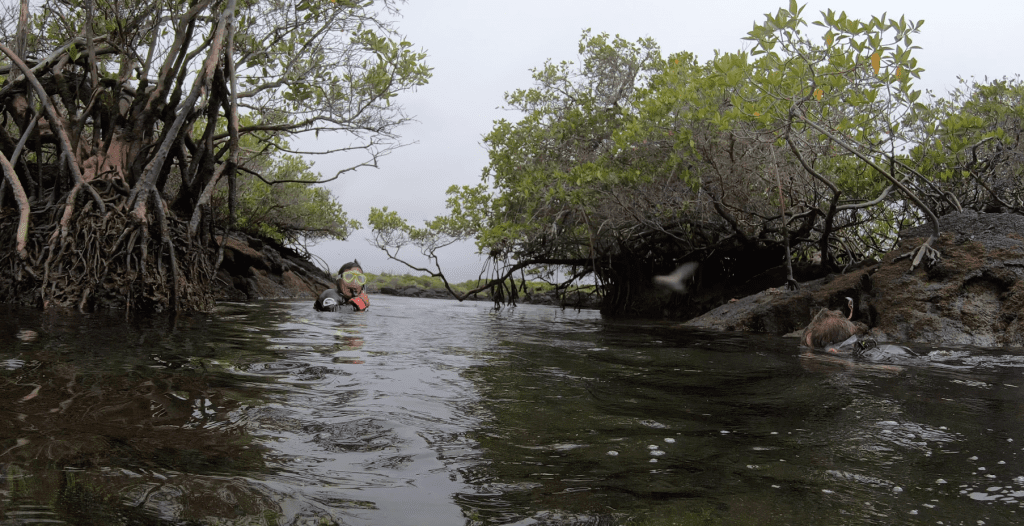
2, 295, 1024, 525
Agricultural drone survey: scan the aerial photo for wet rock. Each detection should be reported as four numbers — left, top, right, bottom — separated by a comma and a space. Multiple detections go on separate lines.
212, 233, 333, 302
687, 211, 1024, 348
218, 236, 267, 274
280, 271, 309, 293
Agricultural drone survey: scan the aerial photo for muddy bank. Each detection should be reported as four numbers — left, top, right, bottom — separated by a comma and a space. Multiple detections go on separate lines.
685, 211, 1024, 348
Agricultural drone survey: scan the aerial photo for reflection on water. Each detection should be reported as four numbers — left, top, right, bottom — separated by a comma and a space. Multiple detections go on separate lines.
2, 297, 1024, 525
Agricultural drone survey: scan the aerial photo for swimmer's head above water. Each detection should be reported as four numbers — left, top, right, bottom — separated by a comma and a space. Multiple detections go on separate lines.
314, 259, 370, 312
803, 297, 865, 350
336, 260, 365, 300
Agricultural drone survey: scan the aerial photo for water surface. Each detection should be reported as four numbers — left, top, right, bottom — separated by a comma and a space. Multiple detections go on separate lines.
2, 296, 1024, 525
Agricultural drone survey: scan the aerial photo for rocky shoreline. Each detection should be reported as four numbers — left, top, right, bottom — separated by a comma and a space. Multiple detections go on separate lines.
215, 211, 1024, 348
685, 211, 1024, 348
211, 234, 334, 302
212, 234, 601, 309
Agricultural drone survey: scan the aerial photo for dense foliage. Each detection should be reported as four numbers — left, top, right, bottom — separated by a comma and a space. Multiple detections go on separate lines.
218, 153, 358, 249
209, 122, 361, 253
371, 2, 1022, 315
0, 0, 429, 310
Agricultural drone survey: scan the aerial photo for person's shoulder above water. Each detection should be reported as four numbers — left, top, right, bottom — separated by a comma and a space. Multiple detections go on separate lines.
314, 288, 345, 312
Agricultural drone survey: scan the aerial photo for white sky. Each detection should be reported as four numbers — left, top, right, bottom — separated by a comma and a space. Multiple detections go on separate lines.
308, 0, 1022, 280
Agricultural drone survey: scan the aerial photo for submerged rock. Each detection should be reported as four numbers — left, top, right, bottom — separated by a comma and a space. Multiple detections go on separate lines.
686, 211, 1024, 348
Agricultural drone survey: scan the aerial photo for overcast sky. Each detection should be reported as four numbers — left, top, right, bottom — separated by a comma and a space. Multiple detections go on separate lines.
308, 0, 1022, 280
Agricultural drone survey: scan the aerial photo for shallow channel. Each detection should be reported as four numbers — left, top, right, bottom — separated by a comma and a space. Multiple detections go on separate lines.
2, 295, 1024, 525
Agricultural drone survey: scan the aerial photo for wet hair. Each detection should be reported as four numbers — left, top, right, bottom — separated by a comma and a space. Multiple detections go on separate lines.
339, 259, 362, 274
803, 308, 857, 348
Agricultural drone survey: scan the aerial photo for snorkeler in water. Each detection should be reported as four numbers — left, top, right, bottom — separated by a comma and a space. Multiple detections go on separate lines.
315, 260, 370, 312
803, 297, 866, 350
801, 297, 917, 367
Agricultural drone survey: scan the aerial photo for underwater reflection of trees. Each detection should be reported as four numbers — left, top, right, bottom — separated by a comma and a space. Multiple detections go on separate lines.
0, 359, 279, 523
0, 300, 307, 523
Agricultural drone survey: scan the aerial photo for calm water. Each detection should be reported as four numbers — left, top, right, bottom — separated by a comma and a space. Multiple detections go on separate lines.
2, 296, 1024, 525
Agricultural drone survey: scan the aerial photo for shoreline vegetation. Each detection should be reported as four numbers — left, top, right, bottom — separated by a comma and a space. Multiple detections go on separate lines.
361, 272, 601, 308
1, 0, 1020, 343
203, 232, 606, 308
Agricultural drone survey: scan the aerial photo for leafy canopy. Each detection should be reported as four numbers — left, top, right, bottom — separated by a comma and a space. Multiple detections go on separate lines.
371, 4, 1022, 311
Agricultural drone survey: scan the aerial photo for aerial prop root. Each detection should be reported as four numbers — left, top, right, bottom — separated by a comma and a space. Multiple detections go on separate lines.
52, 183, 84, 242
34, 195, 103, 308
0, 150, 29, 259
122, 185, 187, 307
6, 179, 203, 310
0, 42, 104, 215
152, 191, 181, 310
893, 234, 941, 271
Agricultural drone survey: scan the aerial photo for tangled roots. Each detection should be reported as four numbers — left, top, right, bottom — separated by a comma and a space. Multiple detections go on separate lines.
0, 185, 215, 312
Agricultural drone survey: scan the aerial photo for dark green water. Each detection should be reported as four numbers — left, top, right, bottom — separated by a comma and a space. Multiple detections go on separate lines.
2, 296, 1024, 525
